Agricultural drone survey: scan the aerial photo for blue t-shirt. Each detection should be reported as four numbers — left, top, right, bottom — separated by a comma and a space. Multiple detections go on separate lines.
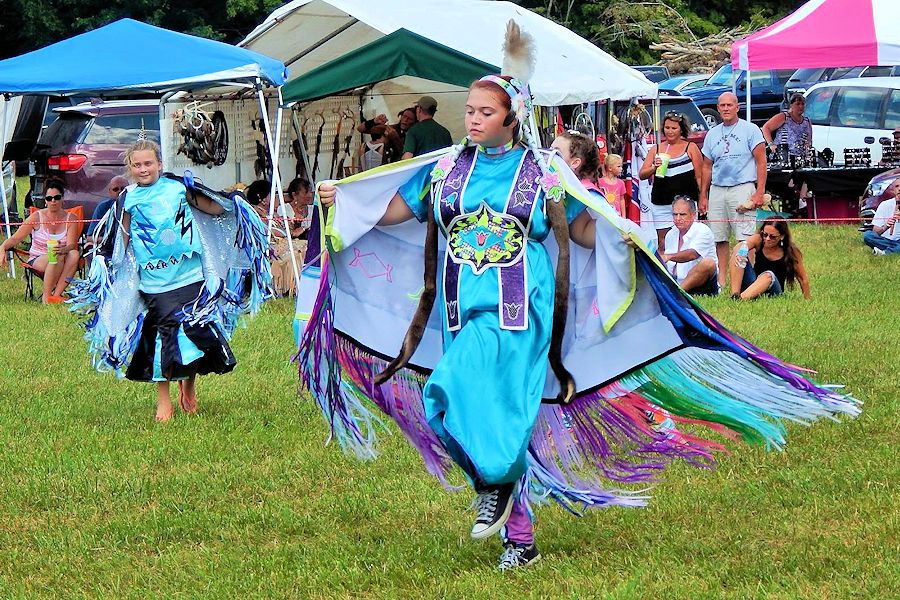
124, 177, 204, 294
701, 119, 765, 187
87, 198, 115, 237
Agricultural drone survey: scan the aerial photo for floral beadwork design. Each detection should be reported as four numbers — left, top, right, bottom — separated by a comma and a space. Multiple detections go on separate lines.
430, 153, 457, 181
447, 203, 525, 275
540, 171, 564, 203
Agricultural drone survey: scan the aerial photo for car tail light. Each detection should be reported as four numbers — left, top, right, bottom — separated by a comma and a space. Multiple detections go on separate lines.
48, 154, 87, 171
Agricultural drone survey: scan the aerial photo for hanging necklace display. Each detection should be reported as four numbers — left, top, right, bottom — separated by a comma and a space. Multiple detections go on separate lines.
334, 109, 357, 178
310, 111, 326, 182
572, 108, 596, 139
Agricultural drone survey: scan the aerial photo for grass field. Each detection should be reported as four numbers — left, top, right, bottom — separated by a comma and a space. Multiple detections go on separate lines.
0, 225, 897, 599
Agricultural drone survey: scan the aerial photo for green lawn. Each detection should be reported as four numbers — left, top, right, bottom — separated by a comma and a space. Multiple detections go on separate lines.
0, 225, 897, 599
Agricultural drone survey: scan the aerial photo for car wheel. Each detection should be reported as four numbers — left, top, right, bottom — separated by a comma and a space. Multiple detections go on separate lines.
701, 108, 722, 128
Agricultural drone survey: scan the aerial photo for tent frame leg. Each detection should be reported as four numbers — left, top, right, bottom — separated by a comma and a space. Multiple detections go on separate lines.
1, 97, 15, 279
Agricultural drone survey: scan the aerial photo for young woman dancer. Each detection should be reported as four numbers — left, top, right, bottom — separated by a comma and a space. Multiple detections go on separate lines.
298, 22, 858, 571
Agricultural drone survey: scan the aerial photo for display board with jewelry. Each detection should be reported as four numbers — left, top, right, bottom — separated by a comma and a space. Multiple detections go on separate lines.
842, 147, 872, 168
879, 139, 900, 167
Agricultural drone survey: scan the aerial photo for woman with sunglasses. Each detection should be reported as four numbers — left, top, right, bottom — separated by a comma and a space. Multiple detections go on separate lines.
729, 218, 810, 300
639, 111, 703, 250
0, 177, 80, 303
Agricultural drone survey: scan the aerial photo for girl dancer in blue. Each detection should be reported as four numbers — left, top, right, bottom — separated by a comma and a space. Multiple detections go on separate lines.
121, 140, 235, 421
71, 139, 272, 422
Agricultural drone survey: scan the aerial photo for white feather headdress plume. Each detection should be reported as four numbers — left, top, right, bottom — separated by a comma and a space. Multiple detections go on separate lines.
501, 20, 536, 84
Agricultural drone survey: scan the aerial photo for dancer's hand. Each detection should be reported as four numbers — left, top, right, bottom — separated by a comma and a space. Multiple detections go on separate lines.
318, 183, 336, 208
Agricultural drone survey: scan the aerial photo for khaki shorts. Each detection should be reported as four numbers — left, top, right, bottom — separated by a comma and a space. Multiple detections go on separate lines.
708, 183, 757, 242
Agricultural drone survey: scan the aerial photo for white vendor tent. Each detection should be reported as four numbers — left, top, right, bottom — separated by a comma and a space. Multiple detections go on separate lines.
240, 0, 655, 106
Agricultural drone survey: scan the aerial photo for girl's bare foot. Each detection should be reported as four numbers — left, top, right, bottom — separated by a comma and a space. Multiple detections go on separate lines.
156, 382, 174, 422
178, 380, 198, 414
155, 399, 175, 422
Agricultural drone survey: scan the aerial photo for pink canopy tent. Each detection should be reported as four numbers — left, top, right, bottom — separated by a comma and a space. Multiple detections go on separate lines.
732, 0, 900, 71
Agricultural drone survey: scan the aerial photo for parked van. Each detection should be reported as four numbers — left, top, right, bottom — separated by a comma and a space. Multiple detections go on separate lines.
803, 78, 900, 165
31, 100, 160, 217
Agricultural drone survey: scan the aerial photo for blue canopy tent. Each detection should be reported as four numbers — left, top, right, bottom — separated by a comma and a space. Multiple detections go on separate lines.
0, 19, 295, 282
0, 18, 287, 95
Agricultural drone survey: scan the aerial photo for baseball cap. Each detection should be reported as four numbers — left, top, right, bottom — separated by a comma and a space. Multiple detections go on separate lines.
416, 95, 438, 112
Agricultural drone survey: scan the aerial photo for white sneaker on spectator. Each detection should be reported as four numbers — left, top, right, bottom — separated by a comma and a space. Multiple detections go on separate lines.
873, 247, 886, 256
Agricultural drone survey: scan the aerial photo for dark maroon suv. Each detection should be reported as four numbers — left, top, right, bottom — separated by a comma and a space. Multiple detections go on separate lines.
31, 100, 160, 217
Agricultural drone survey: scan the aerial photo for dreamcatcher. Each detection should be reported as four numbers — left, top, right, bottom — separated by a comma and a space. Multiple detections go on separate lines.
614, 100, 653, 161
174, 101, 228, 168
570, 108, 596, 138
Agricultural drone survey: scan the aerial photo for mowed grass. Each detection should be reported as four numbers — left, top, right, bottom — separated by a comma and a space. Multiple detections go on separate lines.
0, 224, 897, 599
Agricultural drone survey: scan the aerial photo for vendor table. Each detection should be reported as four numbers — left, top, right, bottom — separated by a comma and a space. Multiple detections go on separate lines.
766, 166, 886, 224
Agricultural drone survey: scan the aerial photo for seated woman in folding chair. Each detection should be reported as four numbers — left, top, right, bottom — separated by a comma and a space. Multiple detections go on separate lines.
0, 177, 81, 304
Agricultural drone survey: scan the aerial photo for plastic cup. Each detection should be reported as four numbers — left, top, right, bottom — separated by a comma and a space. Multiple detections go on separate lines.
655, 153, 670, 177
46, 239, 58, 265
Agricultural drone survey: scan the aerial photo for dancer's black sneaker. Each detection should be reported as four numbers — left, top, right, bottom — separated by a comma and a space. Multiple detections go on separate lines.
470, 483, 515, 539
498, 542, 541, 571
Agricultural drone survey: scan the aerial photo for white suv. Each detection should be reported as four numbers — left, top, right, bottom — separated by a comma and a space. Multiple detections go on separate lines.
804, 77, 900, 165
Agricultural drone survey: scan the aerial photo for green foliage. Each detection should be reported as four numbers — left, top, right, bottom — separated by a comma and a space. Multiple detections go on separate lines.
0, 224, 896, 597
0, 0, 282, 59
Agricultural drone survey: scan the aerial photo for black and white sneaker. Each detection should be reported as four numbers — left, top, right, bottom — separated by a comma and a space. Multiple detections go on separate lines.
470, 483, 515, 539
498, 542, 541, 571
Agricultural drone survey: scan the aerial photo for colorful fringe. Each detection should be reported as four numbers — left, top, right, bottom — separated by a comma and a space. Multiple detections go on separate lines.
295, 250, 861, 514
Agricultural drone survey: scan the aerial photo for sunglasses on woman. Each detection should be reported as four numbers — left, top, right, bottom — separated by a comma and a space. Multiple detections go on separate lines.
664, 111, 684, 120
760, 232, 782, 240
45, 194, 63, 201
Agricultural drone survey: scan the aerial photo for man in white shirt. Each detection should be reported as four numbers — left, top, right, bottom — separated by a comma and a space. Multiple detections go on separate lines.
863, 179, 900, 255
660, 196, 719, 295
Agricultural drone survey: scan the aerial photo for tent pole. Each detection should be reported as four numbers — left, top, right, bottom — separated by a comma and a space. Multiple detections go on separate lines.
159, 91, 178, 168
1, 97, 15, 279
274, 89, 301, 295
653, 97, 661, 143
746, 77, 752, 123
257, 83, 287, 246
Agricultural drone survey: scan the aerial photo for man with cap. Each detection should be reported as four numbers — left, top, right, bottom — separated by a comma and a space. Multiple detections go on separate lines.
401, 95, 453, 159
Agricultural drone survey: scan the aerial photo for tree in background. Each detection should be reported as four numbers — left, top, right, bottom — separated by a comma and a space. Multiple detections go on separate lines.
515, 0, 805, 65
0, 0, 283, 59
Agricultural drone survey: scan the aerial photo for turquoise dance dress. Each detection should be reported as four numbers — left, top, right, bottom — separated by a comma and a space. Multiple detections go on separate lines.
399, 146, 584, 485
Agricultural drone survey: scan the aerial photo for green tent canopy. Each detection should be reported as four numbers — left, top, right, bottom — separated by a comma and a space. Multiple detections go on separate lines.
282, 28, 499, 103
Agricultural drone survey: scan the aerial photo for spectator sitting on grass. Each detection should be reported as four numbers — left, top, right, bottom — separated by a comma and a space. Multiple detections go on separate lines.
659, 196, 719, 296
729, 218, 810, 300
863, 179, 900, 255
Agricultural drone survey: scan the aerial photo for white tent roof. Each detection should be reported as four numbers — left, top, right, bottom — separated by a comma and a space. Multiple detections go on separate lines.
240, 0, 655, 105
